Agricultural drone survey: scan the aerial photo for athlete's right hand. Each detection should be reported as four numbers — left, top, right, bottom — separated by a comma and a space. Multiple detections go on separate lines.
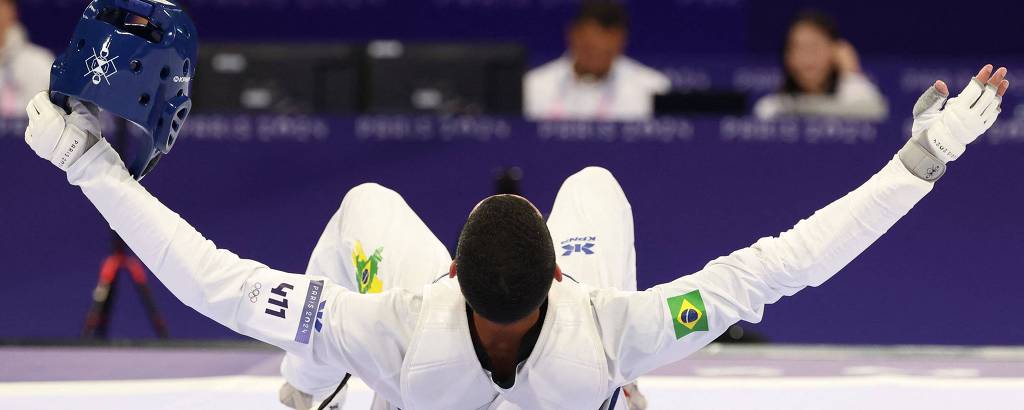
280, 381, 348, 410
279, 382, 314, 410
25, 92, 102, 172
911, 65, 1009, 163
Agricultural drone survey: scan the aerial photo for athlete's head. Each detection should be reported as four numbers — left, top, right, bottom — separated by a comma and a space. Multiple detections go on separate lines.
567, 1, 628, 79
454, 195, 557, 324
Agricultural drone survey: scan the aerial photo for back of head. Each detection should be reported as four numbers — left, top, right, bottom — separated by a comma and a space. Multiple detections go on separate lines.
456, 195, 555, 324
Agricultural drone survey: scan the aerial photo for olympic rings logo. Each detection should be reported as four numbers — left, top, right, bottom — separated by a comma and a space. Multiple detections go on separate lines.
248, 282, 262, 303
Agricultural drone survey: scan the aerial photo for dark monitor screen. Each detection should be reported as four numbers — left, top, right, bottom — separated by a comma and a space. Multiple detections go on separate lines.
654, 91, 749, 116
193, 43, 363, 114
363, 42, 526, 115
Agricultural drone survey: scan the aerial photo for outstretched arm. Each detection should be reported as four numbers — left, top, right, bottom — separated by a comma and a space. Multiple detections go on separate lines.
23, 94, 415, 402
596, 66, 1009, 384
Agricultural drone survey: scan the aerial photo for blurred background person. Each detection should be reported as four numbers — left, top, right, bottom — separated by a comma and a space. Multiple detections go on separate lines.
753, 11, 888, 121
525, 1, 670, 121
0, 0, 52, 118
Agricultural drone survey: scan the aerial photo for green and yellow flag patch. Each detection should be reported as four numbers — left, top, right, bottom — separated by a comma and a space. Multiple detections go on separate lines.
666, 290, 708, 339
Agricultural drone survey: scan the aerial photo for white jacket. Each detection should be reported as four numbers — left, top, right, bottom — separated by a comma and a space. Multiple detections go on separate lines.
753, 72, 889, 121
67, 139, 932, 409
524, 56, 671, 121
0, 24, 53, 117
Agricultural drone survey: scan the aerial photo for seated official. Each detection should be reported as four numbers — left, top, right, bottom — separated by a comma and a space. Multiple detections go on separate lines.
0, 0, 53, 118
525, 1, 670, 122
754, 11, 888, 121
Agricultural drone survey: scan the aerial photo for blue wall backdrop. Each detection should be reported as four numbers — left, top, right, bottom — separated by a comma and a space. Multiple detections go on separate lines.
16, 0, 1024, 64
4, 110, 1024, 344
2, 1, 1023, 345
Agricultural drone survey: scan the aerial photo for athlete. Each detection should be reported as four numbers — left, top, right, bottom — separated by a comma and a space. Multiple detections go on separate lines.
25, 62, 1008, 409
278, 166, 647, 409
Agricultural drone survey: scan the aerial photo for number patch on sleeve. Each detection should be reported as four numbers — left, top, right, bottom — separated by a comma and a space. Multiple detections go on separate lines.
237, 274, 327, 347
265, 283, 294, 319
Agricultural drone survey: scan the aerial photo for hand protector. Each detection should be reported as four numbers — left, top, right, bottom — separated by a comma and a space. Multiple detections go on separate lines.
911, 78, 1002, 163
279, 382, 314, 410
25, 92, 102, 171
279, 382, 348, 410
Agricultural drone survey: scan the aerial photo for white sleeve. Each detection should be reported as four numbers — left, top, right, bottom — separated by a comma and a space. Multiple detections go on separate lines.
65, 140, 414, 390
594, 155, 932, 384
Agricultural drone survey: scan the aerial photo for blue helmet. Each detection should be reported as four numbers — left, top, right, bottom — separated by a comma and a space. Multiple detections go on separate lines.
50, 0, 198, 179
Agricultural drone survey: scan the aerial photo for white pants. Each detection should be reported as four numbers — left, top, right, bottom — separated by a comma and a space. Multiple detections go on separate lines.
282, 167, 637, 408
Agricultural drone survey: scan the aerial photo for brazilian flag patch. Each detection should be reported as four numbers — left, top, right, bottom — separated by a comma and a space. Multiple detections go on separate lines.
666, 290, 709, 339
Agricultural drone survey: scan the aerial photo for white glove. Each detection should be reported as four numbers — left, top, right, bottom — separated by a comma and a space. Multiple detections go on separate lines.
25, 92, 102, 171
279, 382, 314, 410
911, 77, 1002, 163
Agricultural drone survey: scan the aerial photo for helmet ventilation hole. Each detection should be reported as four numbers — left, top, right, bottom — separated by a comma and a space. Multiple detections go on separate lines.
130, 60, 143, 73
160, 66, 171, 79
139, 94, 151, 105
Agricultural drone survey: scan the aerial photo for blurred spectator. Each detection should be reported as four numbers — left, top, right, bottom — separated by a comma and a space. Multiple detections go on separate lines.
0, 0, 52, 118
754, 11, 888, 121
525, 1, 670, 121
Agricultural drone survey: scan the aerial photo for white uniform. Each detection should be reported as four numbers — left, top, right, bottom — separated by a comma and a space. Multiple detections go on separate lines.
524, 56, 671, 121
283, 167, 640, 408
0, 24, 54, 118
67, 138, 933, 409
280, 183, 455, 408
753, 72, 889, 121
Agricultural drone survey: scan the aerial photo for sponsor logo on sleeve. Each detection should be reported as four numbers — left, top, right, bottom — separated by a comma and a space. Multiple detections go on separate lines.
295, 280, 325, 344
666, 290, 708, 339
560, 236, 596, 256
315, 300, 326, 333
352, 241, 384, 294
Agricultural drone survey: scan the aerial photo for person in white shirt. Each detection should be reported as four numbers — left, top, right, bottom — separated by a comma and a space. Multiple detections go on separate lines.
24, 59, 1009, 409
754, 11, 888, 121
524, 1, 670, 121
0, 0, 52, 118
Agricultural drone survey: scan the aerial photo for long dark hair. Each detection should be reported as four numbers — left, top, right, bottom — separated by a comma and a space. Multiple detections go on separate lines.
781, 11, 840, 95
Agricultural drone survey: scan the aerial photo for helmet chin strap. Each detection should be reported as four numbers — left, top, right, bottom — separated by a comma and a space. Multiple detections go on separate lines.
48, 92, 71, 115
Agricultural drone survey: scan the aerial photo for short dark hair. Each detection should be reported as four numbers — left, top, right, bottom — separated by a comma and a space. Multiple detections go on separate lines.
572, 1, 629, 30
456, 195, 555, 324
782, 10, 840, 95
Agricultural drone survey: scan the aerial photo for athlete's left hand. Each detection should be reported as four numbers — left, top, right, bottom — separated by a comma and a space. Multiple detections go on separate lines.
910, 64, 1009, 162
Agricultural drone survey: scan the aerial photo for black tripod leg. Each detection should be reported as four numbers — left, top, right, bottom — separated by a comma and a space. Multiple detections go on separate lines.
126, 256, 168, 338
